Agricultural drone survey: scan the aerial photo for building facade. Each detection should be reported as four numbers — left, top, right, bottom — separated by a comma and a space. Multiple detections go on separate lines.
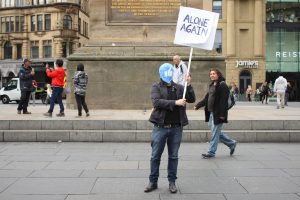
0, 0, 89, 87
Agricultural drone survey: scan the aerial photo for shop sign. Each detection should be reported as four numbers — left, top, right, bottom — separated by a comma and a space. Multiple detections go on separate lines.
235, 60, 258, 69
276, 51, 300, 58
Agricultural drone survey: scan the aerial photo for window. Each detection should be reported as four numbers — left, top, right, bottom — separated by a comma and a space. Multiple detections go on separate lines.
31, 41, 39, 58
63, 15, 72, 29
213, 0, 222, 19
10, 16, 14, 32
4, 42, 12, 59
15, 16, 24, 32
78, 18, 81, 34
43, 40, 52, 58
83, 21, 88, 37
1, 17, 5, 33
37, 15, 43, 31
45, 14, 51, 30
20, 16, 24, 31
214, 29, 222, 53
5, 17, 9, 32
17, 44, 22, 59
15, 0, 24, 6
31, 15, 35, 31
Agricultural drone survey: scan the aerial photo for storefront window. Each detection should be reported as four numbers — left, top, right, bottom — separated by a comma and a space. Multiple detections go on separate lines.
214, 29, 222, 54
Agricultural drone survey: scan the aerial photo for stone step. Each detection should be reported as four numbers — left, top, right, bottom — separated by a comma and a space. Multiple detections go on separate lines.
1, 120, 300, 130
2, 130, 300, 143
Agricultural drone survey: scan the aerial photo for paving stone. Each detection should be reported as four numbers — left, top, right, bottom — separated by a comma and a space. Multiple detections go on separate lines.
0, 170, 32, 177
105, 120, 137, 130
135, 131, 151, 142
177, 169, 216, 177
0, 178, 17, 193
225, 194, 300, 200
260, 161, 300, 168
0, 120, 9, 130
96, 161, 138, 170
160, 194, 226, 200
179, 161, 219, 170
2, 162, 49, 170
0, 194, 66, 200
283, 169, 300, 176
256, 131, 289, 142
66, 194, 159, 200
102, 131, 136, 142
136, 120, 153, 130
9, 120, 41, 130
236, 177, 300, 193
80, 169, 149, 178
46, 162, 98, 170
214, 160, 265, 169
252, 120, 284, 130
178, 177, 247, 194
70, 131, 102, 142
3, 178, 96, 195
6, 155, 68, 162
66, 155, 126, 161
29, 170, 82, 178
214, 169, 287, 177
224, 121, 252, 130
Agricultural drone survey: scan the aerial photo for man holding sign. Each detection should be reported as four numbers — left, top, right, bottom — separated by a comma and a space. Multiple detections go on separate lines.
145, 63, 195, 193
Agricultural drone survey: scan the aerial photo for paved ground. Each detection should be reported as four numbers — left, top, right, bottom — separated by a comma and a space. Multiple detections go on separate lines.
1, 101, 300, 120
0, 142, 300, 199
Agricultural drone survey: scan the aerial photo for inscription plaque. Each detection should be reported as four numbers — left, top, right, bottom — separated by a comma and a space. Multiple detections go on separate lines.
107, 0, 187, 24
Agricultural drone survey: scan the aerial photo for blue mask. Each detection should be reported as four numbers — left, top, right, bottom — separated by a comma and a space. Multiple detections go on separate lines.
159, 63, 174, 84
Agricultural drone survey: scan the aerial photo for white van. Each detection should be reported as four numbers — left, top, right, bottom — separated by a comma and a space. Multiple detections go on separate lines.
0, 78, 21, 104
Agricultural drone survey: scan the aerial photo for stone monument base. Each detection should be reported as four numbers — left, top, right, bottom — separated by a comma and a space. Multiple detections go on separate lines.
67, 43, 225, 109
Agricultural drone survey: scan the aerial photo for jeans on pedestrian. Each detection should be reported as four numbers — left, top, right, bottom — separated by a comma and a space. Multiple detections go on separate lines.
48, 87, 64, 113
75, 94, 89, 115
17, 90, 31, 112
207, 113, 235, 156
149, 126, 182, 183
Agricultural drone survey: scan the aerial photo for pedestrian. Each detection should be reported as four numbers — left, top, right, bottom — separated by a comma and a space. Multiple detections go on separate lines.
30, 80, 37, 106
246, 85, 252, 102
285, 82, 292, 106
274, 74, 287, 109
46, 84, 52, 105
73, 63, 89, 117
17, 59, 35, 114
261, 81, 271, 104
43, 59, 66, 117
230, 82, 239, 101
172, 55, 188, 86
144, 63, 195, 193
194, 68, 236, 159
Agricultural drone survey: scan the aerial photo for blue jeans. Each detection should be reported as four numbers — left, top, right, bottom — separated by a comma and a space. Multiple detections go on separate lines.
48, 87, 64, 113
207, 113, 235, 156
149, 126, 182, 183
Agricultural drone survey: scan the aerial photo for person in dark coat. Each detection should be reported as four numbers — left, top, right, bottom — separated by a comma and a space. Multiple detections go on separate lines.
144, 63, 195, 194
17, 59, 35, 114
261, 81, 270, 104
194, 68, 236, 158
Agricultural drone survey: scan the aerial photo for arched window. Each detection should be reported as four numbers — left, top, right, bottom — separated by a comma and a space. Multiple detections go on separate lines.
4, 41, 12, 59
63, 15, 72, 29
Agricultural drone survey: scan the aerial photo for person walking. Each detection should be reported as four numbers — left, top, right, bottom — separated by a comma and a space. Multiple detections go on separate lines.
17, 59, 35, 114
30, 80, 37, 106
73, 63, 89, 117
144, 63, 195, 193
172, 55, 188, 86
194, 68, 236, 159
274, 75, 287, 109
285, 82, 292, 106
43, 59, 66, 117
261, 81, 271, 104
246, 85, 252, 102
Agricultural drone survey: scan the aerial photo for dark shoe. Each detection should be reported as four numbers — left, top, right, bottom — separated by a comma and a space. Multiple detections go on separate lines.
144, 182, 157, 193
86, 112, 90, 117
17, 110, 21, 114
202, 153, 214, 159
56, 112, 65, 117
23, 111, 31, 114
44, 112, 52, 117
230, 141, 237, 156
169, 182, 177, 193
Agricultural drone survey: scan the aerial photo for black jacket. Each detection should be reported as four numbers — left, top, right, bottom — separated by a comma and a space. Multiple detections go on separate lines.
149, 81, 195, 127
19, 66, 34, 91
195, 79, 229, 125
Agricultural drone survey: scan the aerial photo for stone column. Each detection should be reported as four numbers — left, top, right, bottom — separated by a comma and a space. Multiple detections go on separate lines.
254, 0, 263, 57
54, 38, 63, 58
227, 0, 235, 56
39, 40, 43, 59
12, 43, 17, 59
0, 41, 3, 60
22, 40, 29, 58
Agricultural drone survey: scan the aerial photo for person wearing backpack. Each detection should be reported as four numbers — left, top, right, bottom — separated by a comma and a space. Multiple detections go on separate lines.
172, 55, 188, 86
194, 68, 237, 159
73, 63, 89, 117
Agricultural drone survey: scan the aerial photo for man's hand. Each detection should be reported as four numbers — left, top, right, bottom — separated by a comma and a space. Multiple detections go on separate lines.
219, 116, 225, 120
31, 68, 35, 75
45, 63, 49, 69
176, 99, 186, 106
